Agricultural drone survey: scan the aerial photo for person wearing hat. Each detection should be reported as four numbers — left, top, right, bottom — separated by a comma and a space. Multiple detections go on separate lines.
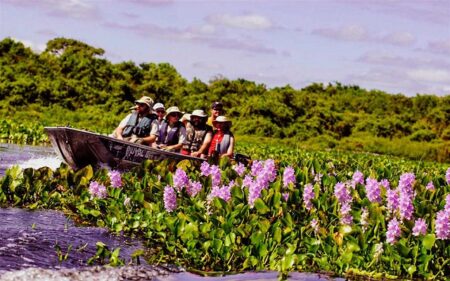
113, 96, 159, 145
208, 116, 234, 159
181, 109, 213, 158
153, 102, 165, 126
156, 106, 186, 152
207, 101, 224, 129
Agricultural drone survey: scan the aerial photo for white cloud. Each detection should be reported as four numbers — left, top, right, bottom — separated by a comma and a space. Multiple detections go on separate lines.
312, 24, 368, 41
427, 39, 450, 55
13, 38, 46, 53
380, 32, 415, 46
407, 68, 450, 83
357, 51, 450, 69
4, 0, 99, 19
206, 14, 273, 30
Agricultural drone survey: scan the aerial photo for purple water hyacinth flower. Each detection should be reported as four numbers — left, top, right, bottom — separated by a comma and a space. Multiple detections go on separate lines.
334, 182, 352, 204
399, 192, 414, 221
186, 180, 202, 197
282, 192, 289, 202
352, 170, 364, 187
412, 218, 427, 236
303, 183, 315, 211
435, 210, 450, 239
445, 194, 450, 215
242, 174, 254, 189
209, 184, 232, 202
314, 173, 323, 183
163, 186, 177, 212
426, 181, 435, 191
340, 201, 353, 225
109, 170, 122, 188
200, 161, 211, 176
380, 179, 390, 189
365, 178, 382, 203
311, 219, 320, 234
233, 163, 246, 177
446, 168, 450, 185
263, 159, 277, 182
248, 181, 263, 207
89, 181, 107, 199
386, 218, 401, 244
251, 160, 264, 177
283, 166, 296, 188
173, 168, 189, 191
210, 165, 222, 187
398, 173, 416, 196
386, 189, 399, 214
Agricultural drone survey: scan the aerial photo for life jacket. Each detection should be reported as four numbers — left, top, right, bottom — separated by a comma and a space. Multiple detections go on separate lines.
122, 111, 155, 138
158, 120, 184, 145
212, 132, 233, 155
182, 122, 212, 152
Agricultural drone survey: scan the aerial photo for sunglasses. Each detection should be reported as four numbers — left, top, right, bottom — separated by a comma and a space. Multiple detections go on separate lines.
156, 110, 165, 114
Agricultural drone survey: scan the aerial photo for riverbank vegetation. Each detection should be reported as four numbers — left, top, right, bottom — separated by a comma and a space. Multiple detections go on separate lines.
1, 154, 449, 279
0, 37, 449, 162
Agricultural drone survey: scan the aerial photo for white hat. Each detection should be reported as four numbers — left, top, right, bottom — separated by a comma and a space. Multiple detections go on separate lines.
166, 106, 182, 117
153, 103, 165, 111
191, 109, 208, 118
135, 96, 154, 108
213, 116, 232, 127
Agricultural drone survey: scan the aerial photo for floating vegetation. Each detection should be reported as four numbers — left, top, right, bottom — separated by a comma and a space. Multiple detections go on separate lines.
0, 152, 449, 279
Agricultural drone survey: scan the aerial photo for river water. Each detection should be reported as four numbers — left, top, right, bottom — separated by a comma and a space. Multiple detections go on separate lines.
0, 143, 343, 280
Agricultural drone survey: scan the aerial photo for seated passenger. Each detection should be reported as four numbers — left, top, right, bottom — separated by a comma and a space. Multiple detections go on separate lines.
208, 116, 234, 159
153, 102, 165, 126
113, 96, 159, 145
156, 106, 186, 152
181, 109, 212, 158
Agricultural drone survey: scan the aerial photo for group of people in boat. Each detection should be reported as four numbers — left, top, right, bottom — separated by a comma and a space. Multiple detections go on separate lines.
112, 96, 234, 159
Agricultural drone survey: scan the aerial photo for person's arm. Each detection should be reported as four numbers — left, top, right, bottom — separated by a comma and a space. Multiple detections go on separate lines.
114, 114, 131, 140
141, 121, 158, 144
192, 131, 212, 157
221, 135, 235, 158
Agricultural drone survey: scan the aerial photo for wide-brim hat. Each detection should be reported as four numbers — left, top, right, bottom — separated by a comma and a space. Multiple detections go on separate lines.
181, 113, 191, 122
135, 96, 154, 108
212, 116, 232, 127
153, 102, 165, 111
166, 106, 182, 117
191, 109, 208, 118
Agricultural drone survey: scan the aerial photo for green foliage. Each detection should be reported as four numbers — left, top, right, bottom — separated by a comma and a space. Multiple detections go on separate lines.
1, 152, 449, 278
1, 37, 450, 162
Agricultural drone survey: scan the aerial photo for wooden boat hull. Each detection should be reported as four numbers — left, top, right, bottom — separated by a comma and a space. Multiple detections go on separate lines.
44, 127, 204, 170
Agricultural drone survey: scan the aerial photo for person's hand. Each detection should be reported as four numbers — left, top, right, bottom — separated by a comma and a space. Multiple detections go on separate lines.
191, 151, 200, 157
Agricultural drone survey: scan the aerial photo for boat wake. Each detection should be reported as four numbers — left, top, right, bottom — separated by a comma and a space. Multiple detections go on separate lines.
16, 156, 63, 171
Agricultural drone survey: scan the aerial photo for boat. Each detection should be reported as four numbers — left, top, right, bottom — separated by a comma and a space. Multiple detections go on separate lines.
44, 126, 205, 170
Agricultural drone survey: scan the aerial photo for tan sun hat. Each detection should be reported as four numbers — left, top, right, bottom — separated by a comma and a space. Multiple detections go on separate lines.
166, 106, 182, 117
135, 96, 154, 108
181, 113, 191, 122
212, 116, 232, 127
191, 109, 208, 118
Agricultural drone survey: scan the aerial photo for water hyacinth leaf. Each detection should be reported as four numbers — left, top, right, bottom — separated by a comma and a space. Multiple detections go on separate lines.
254, 198, 270, 214
90, 209, 101, 217
422, 234, 435, 250
274, 227, 282, 243
339, 225, 353, 236
407, 265, 416, 276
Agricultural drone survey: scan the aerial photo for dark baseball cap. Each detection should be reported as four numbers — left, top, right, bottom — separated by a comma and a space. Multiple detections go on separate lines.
211, 101, 223, 110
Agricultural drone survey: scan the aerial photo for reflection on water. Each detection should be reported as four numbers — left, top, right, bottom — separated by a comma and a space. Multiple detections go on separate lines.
0, 208, 143, 270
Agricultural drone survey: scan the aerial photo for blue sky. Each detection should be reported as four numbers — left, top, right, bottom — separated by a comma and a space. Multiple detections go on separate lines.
1, 0, 449, 96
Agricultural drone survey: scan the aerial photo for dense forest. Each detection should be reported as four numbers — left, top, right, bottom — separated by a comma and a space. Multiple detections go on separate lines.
1, 37, 449, 161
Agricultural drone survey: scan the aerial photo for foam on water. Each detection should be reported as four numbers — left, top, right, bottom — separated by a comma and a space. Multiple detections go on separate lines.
16, 156, 62, 171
